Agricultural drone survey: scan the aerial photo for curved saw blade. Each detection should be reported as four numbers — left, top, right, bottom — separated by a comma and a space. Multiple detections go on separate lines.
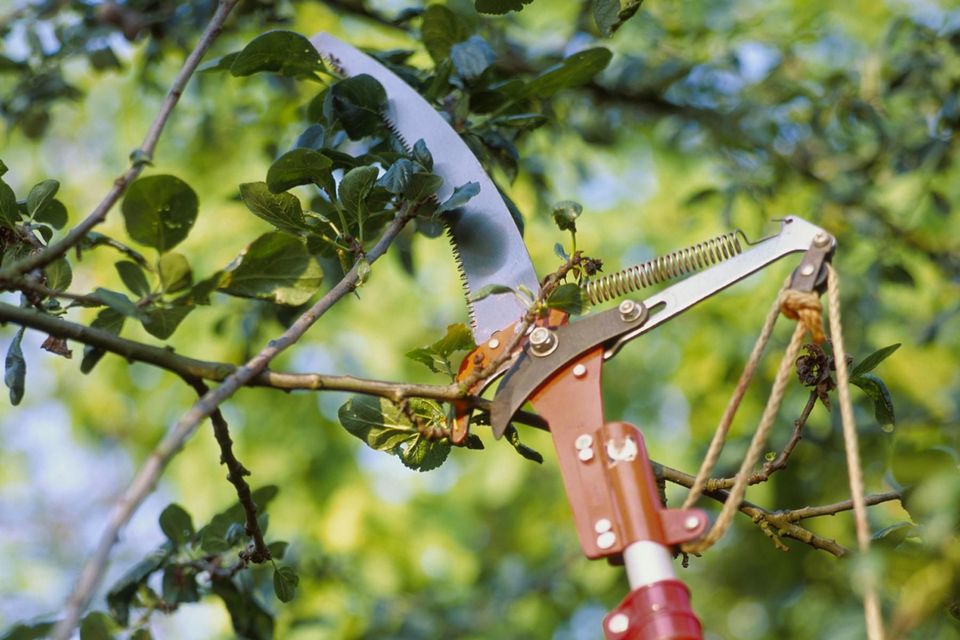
311, 33, 540, 343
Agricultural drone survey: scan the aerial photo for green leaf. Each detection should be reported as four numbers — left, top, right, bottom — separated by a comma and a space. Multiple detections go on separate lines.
523, 48, 612, 99
467, 283, 514, 302
106, 545, 173, 625
230, 30, 324, 80
871, 521, 915, 547
504, 425, 544, 463
212, 578, 275, 640
329, 74, 387, 140
79, 611, 114, 640
546, 283, 586, 315
0, 177, 19, 227
218, 232, 323, 306
437, 182, 480, 213
850, 373, 896, 426
5, 327, 25, 406
266, 148, 333, 194
377, 158, 416, 195
199, 51, 239, 73
450, 36, 496, 82
81, 309, 125, 374
44, 258, 72, 292
404, 173, 443, 206
490, 113, 548, 129
159, 503, 195, 546
421, 5, 470, 62
412, 139, 433, 171
399, 434, 451, 472
339, 395, 418, 451
552, 200, 582, 232
405, 323, 476, 377
338, 166, 379, 219
475, 0, 535, 14
268, 541, 289, 560
356, 257, 371, 285
158, 252, 192, 293
851, 343, 901, 377
593, 0, 644, 37
26, 179, 58, 219
0, 620, 57, 640
339, 396, 451, 471
273, 565, 300, 603
162, 565, 200, 605
121, 175, 199, 252
93, 288, 145, 320
115, 261, 151, 297
239, 182, 309, 235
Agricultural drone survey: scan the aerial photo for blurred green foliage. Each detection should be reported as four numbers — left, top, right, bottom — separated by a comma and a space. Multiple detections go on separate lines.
1, 0, 959, 638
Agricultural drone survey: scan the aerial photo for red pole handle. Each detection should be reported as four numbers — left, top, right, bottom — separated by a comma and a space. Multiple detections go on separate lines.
604, 579, 702, 640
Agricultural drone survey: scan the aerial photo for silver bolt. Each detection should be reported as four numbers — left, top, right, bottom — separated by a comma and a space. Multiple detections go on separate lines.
528, 327, 558, 357
487, 338, 500, 350
594, 518, 612, 533
596, 531, 617, 549
683, 515, 701, 531
572, 364, 587, 378
574, 434, 593, 450
577, 448, 595, 462
814, 231, 830, 247
618, 299, 643, 322
799, 263, 815, 277
607, 613, 630, 634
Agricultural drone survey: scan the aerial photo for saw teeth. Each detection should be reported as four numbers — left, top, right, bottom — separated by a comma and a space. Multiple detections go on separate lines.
314, 49, 481, 328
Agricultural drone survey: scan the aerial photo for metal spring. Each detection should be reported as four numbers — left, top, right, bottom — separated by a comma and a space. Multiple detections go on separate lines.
582, 231, 745, 305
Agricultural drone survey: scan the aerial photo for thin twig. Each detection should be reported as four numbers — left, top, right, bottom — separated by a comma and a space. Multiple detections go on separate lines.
659, 463, 850, 557
183, 377, 270, 563
705, 390, 819, 492
778, 492, 902, 522
0, 0, 241, 283
51, 209, 414, 639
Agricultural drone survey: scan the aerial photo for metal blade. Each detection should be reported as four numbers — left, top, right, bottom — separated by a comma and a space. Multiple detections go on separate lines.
311, 33, 540, 343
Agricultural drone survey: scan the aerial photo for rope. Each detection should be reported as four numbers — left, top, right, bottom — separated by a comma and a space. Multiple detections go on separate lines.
681, 279, 788, 510
827, 264, 885, 640
780, 289, 826, 344
682, 322, 806, 554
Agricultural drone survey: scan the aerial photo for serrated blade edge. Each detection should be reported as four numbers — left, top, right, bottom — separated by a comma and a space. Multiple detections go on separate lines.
311, 33, 540, 343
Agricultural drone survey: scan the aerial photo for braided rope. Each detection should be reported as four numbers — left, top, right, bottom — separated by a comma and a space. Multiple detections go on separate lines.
827, 264, 885, 640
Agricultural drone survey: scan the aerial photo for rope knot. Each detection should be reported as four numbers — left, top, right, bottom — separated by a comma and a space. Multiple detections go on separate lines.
779, 289, 825, 344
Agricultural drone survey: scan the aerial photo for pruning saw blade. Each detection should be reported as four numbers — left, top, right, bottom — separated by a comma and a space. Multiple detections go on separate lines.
311, 34, 541, 344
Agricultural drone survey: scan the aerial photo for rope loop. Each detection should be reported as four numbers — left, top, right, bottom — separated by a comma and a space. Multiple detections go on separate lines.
780, 289, 825, 343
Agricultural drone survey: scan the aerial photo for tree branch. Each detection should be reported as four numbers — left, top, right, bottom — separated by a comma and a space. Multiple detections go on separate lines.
658, 463, 851, 557
183, 377, 270, 562
51, 208, 415, 639
0, 0, 240, 283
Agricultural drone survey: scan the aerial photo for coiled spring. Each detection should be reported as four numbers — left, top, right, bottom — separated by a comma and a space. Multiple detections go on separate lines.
582, 231, 745, 305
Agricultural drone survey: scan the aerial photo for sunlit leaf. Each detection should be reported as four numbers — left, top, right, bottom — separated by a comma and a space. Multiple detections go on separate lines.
26, 179, 58, 220
219, 232, 323, 306
44, 258, 72, 292
851, 343, 901, 377
230, 31, 324, 80
78, 611, 114, 640
158, 252, 192, 293
523, 48, 612, 98
239, 182, 309, 235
